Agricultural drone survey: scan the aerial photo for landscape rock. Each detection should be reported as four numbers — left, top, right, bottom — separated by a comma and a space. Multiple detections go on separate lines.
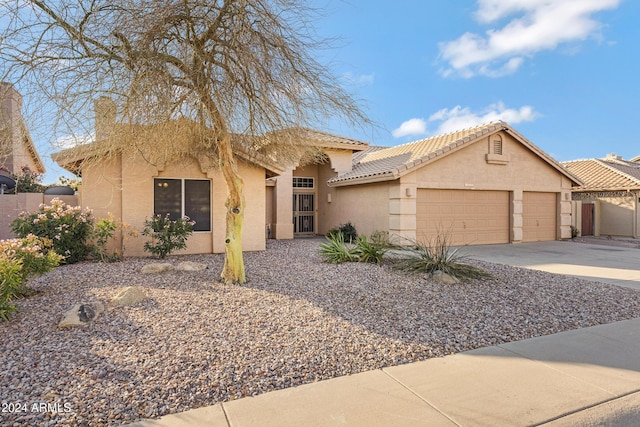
110, 286, 147, 307
177, 261, 208, 272
58, 302, 105, 328
430, 270, 460, 284
141, 263, 175, 274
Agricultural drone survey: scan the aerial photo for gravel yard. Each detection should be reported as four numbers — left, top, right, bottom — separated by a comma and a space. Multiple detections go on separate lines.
2, 238, 640, 426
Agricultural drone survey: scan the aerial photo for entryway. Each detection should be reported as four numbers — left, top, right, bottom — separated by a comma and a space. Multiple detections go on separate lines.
293, 193, 315, 236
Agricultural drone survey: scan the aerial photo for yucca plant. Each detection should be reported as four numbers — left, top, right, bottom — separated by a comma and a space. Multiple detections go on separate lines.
353, 231, 390, 265
319, 232, 358, 264
396, 233, 490, 280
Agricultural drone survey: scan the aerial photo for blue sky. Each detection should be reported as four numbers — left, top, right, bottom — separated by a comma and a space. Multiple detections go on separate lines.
36, 0, 640, 182
314, 0, 639, 159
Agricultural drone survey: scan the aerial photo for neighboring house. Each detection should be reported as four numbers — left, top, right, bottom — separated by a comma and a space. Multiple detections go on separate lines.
268, 121, 582, 246
562, 154, 640, 238
631, 155, 640, 163
0, 82, 45, 178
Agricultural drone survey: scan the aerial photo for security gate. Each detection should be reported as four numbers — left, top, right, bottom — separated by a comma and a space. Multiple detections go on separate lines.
293, 193, 315, 235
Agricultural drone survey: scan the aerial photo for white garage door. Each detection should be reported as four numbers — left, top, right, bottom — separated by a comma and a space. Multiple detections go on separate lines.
416, 189, 510, 246
523, 192, 557, 242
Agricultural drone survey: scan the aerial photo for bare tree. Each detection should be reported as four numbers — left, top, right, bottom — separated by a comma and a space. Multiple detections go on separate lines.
0, 0, 370, 283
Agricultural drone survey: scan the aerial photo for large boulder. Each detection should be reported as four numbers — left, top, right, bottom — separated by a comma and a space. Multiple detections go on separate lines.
177, 261, 208, 272
430, 270, 460, 284
58, 302, 105, 328
141, 263, 175, 274
110, 286, 147, 307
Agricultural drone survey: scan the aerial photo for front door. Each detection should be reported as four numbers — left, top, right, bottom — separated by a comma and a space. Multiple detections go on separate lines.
293, 193, 315, 236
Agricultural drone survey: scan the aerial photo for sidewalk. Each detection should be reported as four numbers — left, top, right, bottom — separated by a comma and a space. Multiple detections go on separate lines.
125, 318, 640, 427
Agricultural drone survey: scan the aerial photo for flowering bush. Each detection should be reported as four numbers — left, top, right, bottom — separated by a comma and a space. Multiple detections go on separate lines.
0, 234, 63, 281
0, 259, 22, 320
142, 214, 194, 259
11, 198, 94, 264
0, 235, 63, 321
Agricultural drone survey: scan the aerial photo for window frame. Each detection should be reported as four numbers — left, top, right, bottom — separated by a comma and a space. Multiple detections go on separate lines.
153, 178, 211, 232
293, 176, 315, 189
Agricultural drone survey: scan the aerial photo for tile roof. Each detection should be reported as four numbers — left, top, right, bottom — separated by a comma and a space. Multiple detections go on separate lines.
265, 127, 369, 151
562, 157, 640, 191
631, 155, 640, 162
329, 121, 579, 186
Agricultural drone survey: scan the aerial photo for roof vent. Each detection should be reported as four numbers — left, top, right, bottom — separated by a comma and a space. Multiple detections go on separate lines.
605, 153, 622, 160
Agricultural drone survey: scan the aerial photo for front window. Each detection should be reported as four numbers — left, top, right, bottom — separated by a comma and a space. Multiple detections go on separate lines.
154, 178, 211, 231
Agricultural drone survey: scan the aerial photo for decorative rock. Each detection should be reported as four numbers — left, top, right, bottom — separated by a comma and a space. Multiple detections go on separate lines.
141, 263, 175, 274
58, 302, 105, 328
431, 270, 460, 284
110, 286, 147, 307
177, 261, 208, 272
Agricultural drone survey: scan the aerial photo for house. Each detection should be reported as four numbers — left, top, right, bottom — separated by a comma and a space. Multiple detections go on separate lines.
54, 98, 580, 256
268, 121, 581, 246
562, 154, 640, 238
0, 82, 45, 178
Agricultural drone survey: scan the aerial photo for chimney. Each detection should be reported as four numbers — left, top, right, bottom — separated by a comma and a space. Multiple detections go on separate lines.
605, 153, 622, 161
94, 96, 117, 141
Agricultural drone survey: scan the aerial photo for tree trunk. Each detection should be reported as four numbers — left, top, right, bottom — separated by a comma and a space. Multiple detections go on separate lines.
218, 132, 246, 284
201, 93, 246, 284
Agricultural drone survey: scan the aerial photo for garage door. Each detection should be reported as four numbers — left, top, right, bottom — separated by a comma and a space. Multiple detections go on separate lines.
416, 189, 510, 246
523, 192, 556, 242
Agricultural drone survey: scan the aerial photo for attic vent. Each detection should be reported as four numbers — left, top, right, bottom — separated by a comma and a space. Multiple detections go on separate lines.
493, 135, 503, 155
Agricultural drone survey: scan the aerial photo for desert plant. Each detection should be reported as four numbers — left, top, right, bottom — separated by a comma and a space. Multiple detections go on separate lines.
0, 258, 22, 321
319, 231, 358, 264
570, 225, 580, 238
11, 198, 94, 264
142, 214, 194, 259
395, 233, 490, 281
11, 166, 47, 193
353, 231, 390, 265
2, 235, 63, 282
0, 235, 63, 321
92, 215, 119, 262
327, 222, 358, 243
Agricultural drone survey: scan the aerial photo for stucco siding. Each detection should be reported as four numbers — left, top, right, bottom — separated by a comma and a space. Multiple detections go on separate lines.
321, 181, 390, 236
416, 132, 567, 192
599, 196, 635, 237
77, 152, 266, 256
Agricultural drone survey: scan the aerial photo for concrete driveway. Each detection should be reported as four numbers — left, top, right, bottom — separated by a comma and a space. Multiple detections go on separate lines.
461, 240, 640, 290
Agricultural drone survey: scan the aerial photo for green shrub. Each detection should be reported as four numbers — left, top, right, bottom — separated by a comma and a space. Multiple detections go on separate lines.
11, 166, 47, 193
92, 216, 119, 262
0, 235, 63, 321
395, 233, 490, 281
142, 214, 194, 259
4, 235, 63, 281
327, 222, 357, 243
353, 231, 390, 265
319, 231, 358, 263
570, 225, 579, 238
320, 230, 391, 265
0, 258, 22, 321
11, 198, 94, 264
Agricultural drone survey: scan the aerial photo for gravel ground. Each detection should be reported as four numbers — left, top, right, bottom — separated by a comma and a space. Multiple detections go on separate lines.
2, 238, 640, 426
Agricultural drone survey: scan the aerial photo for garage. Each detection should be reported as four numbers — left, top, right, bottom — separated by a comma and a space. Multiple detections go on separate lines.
523, 192, 557, 242
416, 189, 510, 245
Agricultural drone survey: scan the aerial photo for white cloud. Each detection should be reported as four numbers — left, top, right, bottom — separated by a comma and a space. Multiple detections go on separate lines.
439, 0, 621, 78
392, 118, 428, 138
53, 133, 95, 149
428, 102, 539, 134
341, 72, 375, 87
